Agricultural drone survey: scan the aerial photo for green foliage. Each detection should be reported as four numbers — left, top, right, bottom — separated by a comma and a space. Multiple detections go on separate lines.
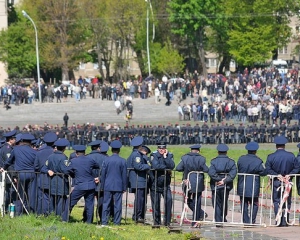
0, 15, 36, 78
156, 40, 185, 75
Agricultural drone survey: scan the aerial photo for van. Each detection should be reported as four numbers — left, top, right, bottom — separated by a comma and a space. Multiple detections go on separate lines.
270, 59, 288, 74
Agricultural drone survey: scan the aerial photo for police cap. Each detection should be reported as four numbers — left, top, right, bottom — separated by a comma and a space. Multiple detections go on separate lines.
54, 138, 70, 147
217, 144, 229, 152
245, 142, 259, 151
157, 141, 167, 149
274, 136, 288, 145
88, 140, 102, 147
3, 129, 17, 138
141, 145, 151, 154
0, 138, 5, 147
21, 133, 35, 141
297, 143, 300, 149
31, 139, 37, 145
190, 144, 201, 150
130, 136, 144, 147
15, 133, 22, 143
43, 132, 58, 143
72, 145, 86, 152
100, 141, 109, 152
110, 140, 122, 149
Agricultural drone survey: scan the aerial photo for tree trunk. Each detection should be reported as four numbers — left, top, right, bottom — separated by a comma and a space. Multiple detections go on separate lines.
97, 42, 105, 80
218, 54, 231, 73
135, 49, 145, 78
197, 29, 207, 78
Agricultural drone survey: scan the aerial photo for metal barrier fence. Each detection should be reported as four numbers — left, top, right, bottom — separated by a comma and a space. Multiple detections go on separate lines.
1, 170, 300, 229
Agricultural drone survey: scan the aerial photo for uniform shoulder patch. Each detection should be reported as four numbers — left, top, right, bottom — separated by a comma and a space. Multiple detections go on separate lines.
135, 157, 141, 163
150, 155, 154, 161
45, 160, 48, 166
6, 153, 10, 159
64, 160, 70, 167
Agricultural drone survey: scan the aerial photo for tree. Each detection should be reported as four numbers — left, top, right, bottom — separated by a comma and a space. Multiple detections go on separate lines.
0, 16, 37, 78
156, 40, 184, 76
168, 0, 221, 77
22, 0, 92, 81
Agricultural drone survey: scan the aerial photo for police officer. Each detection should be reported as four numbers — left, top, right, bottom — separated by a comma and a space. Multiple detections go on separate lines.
62, 145, 100, 223
2, 133, 37, 215
34, 132, 57, 215
0, 129, 16, 211
127, 136, 150, 223
265, 136, 299, 226
101, 140, 127, 226
149, 142, 175, 226
176, 144, 209, 227
41, 138, 70, 216
208, 144, 237, 225
237, 142, 267, 224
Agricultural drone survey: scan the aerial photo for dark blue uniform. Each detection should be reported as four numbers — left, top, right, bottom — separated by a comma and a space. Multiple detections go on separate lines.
34, 146, 54, 214
127, 149, 150, 221
266, 149, 299, 226
4, 144, 37, 215
84, 150, 107, 222
101, 153, 127, 225
208, 154, 237, 223
149, 151, 175, 226
62, 155, 100, 223
176, 152, 209, 224
41, 151, 70, 216
237, 154, 266, 223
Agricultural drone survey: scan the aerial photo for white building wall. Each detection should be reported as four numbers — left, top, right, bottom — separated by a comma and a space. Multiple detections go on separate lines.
0, 0, 8, 86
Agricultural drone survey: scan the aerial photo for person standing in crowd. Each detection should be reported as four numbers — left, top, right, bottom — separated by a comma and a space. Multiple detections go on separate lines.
63, 113, 69, 127
237, 142, 267, 224
149, 141, 175, 226
0, 129, 16, 212
62, 145, 100, 223
176, 144, 209, 227
101, 140, 127, 226
82, 140, 106, 222
265, 136, 299, 227
208, 144, 237, 225
34, 132, 57, 215
127, 136, 150, 223
1, 133, 37, 215
41, 138, 70, 216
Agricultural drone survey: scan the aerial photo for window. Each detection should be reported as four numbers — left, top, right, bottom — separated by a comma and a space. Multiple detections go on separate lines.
93, 63, 99, 69
278, 46, 288, 54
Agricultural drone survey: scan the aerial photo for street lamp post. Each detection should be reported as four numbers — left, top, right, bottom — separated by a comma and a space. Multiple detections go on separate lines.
22, 10, 42, 103
145, 0, 151, 76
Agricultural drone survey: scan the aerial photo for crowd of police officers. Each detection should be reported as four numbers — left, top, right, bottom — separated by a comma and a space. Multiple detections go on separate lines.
0, 129, 300, 228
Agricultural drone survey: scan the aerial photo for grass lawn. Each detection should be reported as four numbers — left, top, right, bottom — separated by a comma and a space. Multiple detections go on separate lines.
1, 144, 297, 240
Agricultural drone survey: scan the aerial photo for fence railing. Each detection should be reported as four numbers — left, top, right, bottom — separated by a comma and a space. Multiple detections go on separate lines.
1, 170, 300, 228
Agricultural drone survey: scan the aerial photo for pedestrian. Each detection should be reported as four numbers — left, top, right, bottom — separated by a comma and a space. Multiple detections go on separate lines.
62, 145, 100, 223
176, 144, 209, 227
101, 140, 127, 226
208, 144, 237, 226
1, 133, 37, 215
149, 141, 175, 226
55, 88, 61, 103
127, 136, 150, 223
63, 113, 69, 127
237, 142, 267, 224
265, 136, 299, 226
34, 132, 57, 215
41, 138, 70, 216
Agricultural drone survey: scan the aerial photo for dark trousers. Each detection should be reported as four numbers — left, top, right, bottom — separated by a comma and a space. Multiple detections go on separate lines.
51, 195, 67, 216
132, 188, 147, 221
102, 191, 123, 225
240, 196, 259, 224
187, 192, 205, 222
212, 188, 229, 223
150, 187, 172, 226
62, 189, 95, 223
37, 188, 52, 215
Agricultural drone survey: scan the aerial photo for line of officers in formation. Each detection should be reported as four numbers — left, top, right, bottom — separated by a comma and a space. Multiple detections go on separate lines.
64, 121, 300, 146
0, 129, 300, 227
